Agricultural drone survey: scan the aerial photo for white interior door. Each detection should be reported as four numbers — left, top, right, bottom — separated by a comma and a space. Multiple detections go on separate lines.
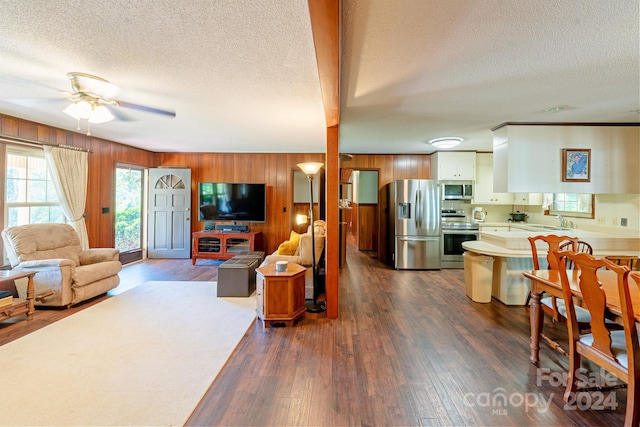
148, 168, 191, 258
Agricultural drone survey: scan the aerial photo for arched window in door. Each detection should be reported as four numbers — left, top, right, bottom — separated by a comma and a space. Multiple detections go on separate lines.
155, 174, 185, 189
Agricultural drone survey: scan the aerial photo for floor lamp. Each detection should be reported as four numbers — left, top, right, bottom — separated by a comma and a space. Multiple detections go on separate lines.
297, 162, 325, 313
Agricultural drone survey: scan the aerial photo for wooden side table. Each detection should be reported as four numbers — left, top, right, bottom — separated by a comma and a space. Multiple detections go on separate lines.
256, 263, 306, 327
0, 270, 36, 321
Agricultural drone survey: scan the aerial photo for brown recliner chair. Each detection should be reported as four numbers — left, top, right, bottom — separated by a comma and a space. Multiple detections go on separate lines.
1, 223, 122, 307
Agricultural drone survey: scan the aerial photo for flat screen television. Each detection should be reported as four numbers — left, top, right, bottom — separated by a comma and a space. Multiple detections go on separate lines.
198, 182, 266, 223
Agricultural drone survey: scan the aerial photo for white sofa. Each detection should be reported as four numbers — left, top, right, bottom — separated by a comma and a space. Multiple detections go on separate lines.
1, 223, 122, 307
260, 220, 325, 299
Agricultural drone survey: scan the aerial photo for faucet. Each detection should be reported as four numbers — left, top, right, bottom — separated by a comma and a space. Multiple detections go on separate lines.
555, 215, 573, 229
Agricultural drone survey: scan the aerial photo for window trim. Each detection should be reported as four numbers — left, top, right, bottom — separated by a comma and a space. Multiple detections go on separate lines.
5, 145, 64, 227
545, 193, 595, 219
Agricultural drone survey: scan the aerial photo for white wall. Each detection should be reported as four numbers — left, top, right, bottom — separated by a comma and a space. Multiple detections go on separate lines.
493, 124, 640, 194
352, 171, 378, 204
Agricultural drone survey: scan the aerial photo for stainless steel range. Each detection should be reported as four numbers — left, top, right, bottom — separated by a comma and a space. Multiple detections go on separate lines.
441, 209, 479, 269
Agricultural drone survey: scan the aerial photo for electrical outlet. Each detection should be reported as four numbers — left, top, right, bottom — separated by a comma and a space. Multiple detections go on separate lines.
612, 218, 618, 226
596, 216, 605, 224
621, 218, 628, 227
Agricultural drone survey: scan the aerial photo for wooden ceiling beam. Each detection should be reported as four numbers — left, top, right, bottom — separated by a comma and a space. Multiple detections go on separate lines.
308, 0, 340, 127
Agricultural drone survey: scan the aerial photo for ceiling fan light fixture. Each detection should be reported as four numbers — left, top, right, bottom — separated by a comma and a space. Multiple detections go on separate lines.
63, 102, 83, 120
64, 100, 114, 124
428, 137, 463, 149
75, 100, 93, 119
89, 105, 114, 123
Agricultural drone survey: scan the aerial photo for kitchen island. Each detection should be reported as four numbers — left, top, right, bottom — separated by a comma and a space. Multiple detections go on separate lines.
462, 224, 640, 305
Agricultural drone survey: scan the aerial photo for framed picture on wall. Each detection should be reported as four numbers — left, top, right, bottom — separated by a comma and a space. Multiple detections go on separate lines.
562, 148, 591, 182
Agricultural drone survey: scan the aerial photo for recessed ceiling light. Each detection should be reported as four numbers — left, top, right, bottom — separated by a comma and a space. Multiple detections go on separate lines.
543, 105, 570, 113
428, 137, 463, 149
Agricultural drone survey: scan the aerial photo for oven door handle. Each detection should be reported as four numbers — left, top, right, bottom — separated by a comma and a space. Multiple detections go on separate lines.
398, 237, 438, 242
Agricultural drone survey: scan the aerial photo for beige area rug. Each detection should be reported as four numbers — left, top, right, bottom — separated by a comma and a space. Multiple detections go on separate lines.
0, 281, 256, 426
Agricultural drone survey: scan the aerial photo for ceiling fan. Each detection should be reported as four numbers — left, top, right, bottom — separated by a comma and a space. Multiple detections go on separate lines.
62, 72, 176, 134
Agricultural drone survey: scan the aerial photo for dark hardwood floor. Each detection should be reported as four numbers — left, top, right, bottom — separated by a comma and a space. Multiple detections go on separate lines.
0, 235, 628, 426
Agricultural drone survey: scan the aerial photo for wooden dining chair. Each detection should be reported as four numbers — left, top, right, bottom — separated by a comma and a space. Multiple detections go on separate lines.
526, 235, 581, 311
606, 255, 639, 271
556, 252, 639, 427
525, 235, 578, 307
559, 239, 593, 269
525, 235, 594, 356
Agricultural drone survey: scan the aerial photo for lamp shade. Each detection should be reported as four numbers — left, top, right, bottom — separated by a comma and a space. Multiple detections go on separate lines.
296, 214, 308, 225
297, 162, 324, 176
63, 102, 87, 120
63, 100, 115, 123
88, 105, 115, 123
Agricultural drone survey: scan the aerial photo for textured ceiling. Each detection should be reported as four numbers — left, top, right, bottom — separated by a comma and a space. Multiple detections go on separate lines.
0, 0, 638, 155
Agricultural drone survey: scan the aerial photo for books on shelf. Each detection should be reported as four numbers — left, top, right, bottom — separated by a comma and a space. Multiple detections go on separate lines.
0, 290, 14, 307
0, 295, 13, 307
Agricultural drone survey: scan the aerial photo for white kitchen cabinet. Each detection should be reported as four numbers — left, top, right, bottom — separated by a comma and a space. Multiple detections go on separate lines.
512, 192, 543, 206
432, 152, 476, 180
473, 153, 513, 204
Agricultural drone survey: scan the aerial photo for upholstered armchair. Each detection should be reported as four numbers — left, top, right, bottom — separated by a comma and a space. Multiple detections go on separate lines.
260, 220, 326, 299
1, 223, 122, 307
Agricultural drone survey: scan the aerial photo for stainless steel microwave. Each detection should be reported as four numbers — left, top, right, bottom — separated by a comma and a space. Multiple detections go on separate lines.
442, 181, 473, 200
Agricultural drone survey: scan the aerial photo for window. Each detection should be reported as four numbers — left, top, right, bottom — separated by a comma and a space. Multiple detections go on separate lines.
546, 193, 594, 218
5, 148, 64, 227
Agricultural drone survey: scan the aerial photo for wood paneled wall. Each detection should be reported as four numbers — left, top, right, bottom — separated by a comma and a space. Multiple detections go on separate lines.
159, 153, 324, 254
342, 154, 433, 261
0, 114, 159, 249
356, 204, 377, 251
1, 115, 434, 263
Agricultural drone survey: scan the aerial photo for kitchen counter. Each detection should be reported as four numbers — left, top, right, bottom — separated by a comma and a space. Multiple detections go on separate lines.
476, 222, 640, 253
463, 240, 531, 257
462, 223, 640, 306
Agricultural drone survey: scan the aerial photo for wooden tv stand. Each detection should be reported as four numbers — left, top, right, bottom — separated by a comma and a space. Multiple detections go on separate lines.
192, 230, 263, 265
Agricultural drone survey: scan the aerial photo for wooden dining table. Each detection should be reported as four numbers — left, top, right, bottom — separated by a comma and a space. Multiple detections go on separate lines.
523, 269, 640, 364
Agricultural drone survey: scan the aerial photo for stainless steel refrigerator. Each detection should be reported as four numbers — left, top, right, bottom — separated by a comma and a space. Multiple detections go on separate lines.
388, 179, 441, 269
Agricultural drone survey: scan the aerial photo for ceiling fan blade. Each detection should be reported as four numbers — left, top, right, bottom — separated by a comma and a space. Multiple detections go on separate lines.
117, 100, 176, 118
104, 104, 135, 122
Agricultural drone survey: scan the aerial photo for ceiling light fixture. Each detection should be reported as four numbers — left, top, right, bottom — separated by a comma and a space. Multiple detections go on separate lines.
543, 105, 570, 113
428, 137, 463, 149
63, 100, 114, 123
63, 97, 115, 135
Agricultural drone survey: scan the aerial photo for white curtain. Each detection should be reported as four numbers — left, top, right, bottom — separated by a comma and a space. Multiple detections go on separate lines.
44, 146, 90, 249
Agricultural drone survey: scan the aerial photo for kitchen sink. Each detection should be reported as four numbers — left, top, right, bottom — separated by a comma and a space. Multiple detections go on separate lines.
526, 225, 574, 231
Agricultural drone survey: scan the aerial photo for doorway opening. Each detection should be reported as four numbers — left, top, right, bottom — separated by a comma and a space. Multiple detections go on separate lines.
115, 165, 146, 264
340, 168, 379, 266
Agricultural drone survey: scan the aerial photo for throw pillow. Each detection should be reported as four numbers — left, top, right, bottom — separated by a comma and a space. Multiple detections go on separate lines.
277, 231, 301, 255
